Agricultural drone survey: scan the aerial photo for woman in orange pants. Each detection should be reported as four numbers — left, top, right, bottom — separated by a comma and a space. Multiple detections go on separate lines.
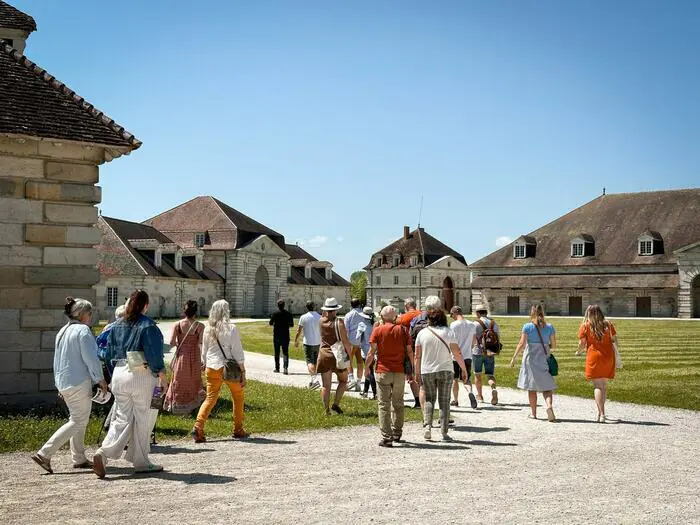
192, 299, 249, 442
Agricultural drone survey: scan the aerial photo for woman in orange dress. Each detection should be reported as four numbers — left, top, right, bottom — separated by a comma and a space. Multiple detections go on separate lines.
576, 305, 618, 422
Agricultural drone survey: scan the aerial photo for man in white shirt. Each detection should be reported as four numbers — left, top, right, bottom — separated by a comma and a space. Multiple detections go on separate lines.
294, 301, 321, 389
342, 298, 364, 391
449, 306, 478, 409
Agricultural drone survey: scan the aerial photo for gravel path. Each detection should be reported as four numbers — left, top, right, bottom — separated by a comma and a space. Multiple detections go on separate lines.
1, 326, 698, 524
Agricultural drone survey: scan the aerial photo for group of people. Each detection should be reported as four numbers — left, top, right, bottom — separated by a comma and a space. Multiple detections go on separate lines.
30, 288, 621, 476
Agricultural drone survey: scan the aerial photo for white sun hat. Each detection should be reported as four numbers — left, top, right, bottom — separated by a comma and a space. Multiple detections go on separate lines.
321, 297, 342, 311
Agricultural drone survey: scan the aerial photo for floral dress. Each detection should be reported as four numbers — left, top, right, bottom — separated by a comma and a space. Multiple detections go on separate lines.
164, 319, 204, 414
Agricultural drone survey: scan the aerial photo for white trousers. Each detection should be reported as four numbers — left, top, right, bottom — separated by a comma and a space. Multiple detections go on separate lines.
38, 379, 92, 464
96, 365, 157, 468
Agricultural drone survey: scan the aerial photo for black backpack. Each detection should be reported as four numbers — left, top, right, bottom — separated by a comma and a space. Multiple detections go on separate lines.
477, 318, 502, 354
409, 315, 429, 350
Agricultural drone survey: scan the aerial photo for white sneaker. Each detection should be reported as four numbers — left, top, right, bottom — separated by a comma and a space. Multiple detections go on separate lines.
354, 382, 361, 392
346, 379, 357, 390
311, 381, 321, 390
423, 427, 432, 441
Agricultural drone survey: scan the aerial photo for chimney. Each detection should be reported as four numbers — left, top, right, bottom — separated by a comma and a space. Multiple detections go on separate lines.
403, 226, 410, 239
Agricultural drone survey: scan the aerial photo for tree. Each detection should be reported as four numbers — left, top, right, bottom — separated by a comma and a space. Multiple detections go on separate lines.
350, 270, 367, 305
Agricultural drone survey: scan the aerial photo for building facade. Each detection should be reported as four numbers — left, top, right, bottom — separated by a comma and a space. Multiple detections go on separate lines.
365, 226, 471, 312
0, 1, 140, 406
470, 189, 700, 318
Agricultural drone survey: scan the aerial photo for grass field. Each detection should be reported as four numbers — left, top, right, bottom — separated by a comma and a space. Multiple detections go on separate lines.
235, 316, 700, 411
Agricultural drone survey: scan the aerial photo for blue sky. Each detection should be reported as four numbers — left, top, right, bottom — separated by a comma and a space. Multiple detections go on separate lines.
13, 0, 700, 278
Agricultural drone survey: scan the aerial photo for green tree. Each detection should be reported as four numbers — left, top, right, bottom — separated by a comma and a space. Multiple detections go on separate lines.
350, 270, 367, 304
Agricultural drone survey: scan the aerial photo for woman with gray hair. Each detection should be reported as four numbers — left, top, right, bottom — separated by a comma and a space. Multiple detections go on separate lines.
31, 298, 107, 474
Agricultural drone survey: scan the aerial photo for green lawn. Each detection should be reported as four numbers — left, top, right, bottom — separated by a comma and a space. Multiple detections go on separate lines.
236, 317, 700, 411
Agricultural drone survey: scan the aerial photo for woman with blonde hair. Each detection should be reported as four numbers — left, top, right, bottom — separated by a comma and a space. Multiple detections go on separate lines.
510, 305, 557, 421
192, 299, 248, 442
576, 305, 618, 422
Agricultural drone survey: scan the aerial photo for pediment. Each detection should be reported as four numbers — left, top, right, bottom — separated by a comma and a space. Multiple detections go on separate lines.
239, 235, 289, 257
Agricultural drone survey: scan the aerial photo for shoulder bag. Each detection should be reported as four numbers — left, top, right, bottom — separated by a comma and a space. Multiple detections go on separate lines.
214, 331, 243, 381
535, 324, 558, 376
173, 320, 199, 361
426, 327, 453, 358
331, 319, 350, 370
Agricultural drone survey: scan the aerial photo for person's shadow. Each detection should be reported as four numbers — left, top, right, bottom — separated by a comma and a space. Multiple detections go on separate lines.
102, 468, 237, 484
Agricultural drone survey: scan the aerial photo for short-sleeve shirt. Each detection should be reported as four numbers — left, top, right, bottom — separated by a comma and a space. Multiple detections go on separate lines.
298, 311, 321, 346
356, 320, 374, 357
450, 319, 476, 360
369, 322, 411, 374
522, 322, 555, 345
416, 326, 457, 374
398, 309, 422, 328
269, 310, 293, 339
344, 308, 363, 346
473, 317, 500, 355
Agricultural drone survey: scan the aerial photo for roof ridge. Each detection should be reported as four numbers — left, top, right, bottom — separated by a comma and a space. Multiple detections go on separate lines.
212, 197, 284, 237
210, 196, 238, 230
1, 43, 140, 149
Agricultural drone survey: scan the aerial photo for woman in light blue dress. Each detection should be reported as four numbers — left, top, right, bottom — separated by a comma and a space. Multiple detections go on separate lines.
510, 305, 557, 421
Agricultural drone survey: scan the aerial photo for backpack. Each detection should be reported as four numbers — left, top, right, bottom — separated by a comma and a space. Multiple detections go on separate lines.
409, 314, 429, 350
477, 318, 502, 354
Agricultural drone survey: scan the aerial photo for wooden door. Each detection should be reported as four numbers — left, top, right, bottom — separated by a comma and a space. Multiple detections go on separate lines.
636, 297, 651, 317
507, 296, 520, 315
568, 296, 583, 317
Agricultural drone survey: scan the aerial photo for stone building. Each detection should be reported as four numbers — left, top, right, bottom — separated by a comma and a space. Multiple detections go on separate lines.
365, 226, 471, 312
470, 189, 700, 318
0, 1, 140, 406
95, 217, 224, 319
142, 196, 349, 316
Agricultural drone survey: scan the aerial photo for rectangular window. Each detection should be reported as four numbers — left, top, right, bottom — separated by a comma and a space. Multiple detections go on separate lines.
412, 275, 417, 285
639, 240, 653, 255
393, 255, 400, 266
514, 245, 526, 258
276, 263, 281, 278
107, 287, 119, 308
393, 276, 399, 285
375, 276, 381, 285
571, 243, 584, 257
194, 232, 205, 247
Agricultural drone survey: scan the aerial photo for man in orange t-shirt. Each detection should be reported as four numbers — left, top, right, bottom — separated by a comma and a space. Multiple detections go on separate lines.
366, 305, 413, 446
396, 297, 422, 407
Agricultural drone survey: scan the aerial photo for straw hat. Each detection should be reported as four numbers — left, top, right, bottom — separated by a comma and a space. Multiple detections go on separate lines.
321, 297, 342, 311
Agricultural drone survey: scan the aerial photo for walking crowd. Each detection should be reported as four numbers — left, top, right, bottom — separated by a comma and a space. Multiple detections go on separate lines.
30, 290, 622, 476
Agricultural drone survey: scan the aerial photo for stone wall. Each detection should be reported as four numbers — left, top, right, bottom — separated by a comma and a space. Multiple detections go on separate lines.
0, 137, 110, 406
286, 284, 350, 315
676, 245, 700, 318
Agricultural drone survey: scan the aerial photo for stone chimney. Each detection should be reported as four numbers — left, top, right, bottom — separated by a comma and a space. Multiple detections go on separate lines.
403, 226, 410, 239
0, 1, 37, 55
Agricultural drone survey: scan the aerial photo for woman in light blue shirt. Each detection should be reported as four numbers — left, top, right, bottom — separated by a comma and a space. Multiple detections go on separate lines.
31, 298, 107, 474
509, 305, 558, 422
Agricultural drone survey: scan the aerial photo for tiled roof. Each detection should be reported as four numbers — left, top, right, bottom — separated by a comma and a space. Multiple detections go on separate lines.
471, 189, 700, 268
285, 244, 350, 287
0, 1, 36, 32
0, 43, 140, 149
101, 217, 222, 281
470, 273, 679, 289
364, 227, 467, 269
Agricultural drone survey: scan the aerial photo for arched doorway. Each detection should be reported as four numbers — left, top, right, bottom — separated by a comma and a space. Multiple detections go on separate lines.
442, 276, 454, 311
693, 275, 700, 318
254, 265, 269, 316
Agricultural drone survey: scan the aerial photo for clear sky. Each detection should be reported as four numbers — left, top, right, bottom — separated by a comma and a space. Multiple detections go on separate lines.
13, 0, 700, 278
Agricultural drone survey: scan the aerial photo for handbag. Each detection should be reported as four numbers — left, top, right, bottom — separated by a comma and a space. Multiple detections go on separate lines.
331, 319, 350, 370
214, 332, 243, 381
126, 351, 148, 372
613, 342, 623, 369
535, 324, 558, 376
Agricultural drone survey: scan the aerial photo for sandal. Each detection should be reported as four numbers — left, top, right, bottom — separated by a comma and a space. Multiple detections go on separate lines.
450, 400, 459, 407
191, 427, 206, 444
30, 453, 53, 474
233, 430, 250, 439
546, 408, 556, 422
73, 460, 93, 469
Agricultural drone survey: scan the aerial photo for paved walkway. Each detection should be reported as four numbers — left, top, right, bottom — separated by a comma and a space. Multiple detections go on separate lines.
1, 323, 698, 524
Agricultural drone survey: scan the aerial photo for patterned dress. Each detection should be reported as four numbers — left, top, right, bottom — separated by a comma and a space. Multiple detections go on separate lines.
164, 319, 204, 414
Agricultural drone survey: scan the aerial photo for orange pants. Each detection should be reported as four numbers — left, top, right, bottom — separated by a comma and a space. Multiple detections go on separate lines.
195, 367, 245, 433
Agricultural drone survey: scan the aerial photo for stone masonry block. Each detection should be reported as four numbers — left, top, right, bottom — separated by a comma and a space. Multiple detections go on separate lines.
61, 184, 101, 204
0, 177, 25, 197
42, 287, 95, 308
25, 224, 67, 245
20, 309, 65, 329
0, 246, 42, 266
0, 268, 24, 286
45, 162, 98, 183
21, 351, 54, 370
41, 330, 58, 350
3, 352, 20, 373
26, 181, 101, 204
0, 157, 44, 179
25, 181, 61, 201
0, 373, 38, 395
66, 226, 101, 245
0, 198, 43, 223
1, 330, 41, 350
39, 372, 56, 391
0, 224, 23, 245
0, 288, 41, 308
44, 203, 98, 225
25, 267, 100, 286
43, 247, 97, 266
0, 309, 20, 331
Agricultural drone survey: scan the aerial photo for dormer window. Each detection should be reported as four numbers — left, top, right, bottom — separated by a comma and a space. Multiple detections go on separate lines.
571, 242, 584, 257
304, 265, 312, 279
194, 232, 205, 248
513, 235, 536, 259
638, 231, 663, 256
571, 234, 595, 258
392, 254, 400, 267
409, 254, 418, 266
287, 265, 292, 278
325, 267, 332, 280
375, 255, 382, 267
514, 244, 526, 259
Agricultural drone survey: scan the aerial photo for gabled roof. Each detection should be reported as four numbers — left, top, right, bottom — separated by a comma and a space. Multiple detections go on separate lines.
365, 227, 467, 269
285, 244, 350, 287
0, 43, 140, 152
472, 189, 700, 268
0, 1, 36, 32
144, 196, 286, 250
100, 217, 222, 281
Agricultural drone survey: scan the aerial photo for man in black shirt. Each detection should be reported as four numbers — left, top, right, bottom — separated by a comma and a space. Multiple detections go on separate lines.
269, 299, 294, 374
